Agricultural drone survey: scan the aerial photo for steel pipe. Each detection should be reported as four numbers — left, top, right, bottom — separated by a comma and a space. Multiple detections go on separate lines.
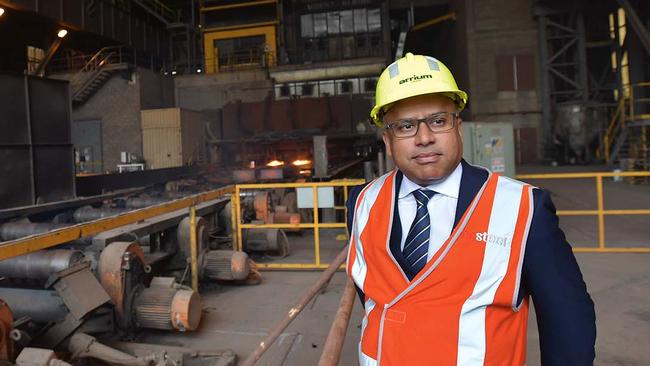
73, 207, 128, 223
240, 247, 348, 366
0, 288, 68, 322
0, 222, 69, 241
124, 197, 169, 209
317, 279, 357, 366
0, 249, 84, 280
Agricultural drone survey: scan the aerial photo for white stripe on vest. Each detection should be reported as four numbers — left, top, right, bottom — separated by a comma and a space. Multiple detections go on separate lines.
456, 176, 524, 365
348, 174, 390, 291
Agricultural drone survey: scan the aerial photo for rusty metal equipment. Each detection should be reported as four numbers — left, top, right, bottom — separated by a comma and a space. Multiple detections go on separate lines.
45, 263, 111, 321
15, 347, 72, 366
271, 210, 301, 232
177, 216, 252, 281
253, 192, 272, 223
0, 299, 14, 362
201, 250, 250, 281
98, 242, 202, 332
68, 333, 152, 366
97, 242, 148, 329
0, 288, 68, 323
0, 250, 84, 280
133, 277, 201, 332
176, 216, 208, 256
243, 227, 290, 257
317, 280, 357, 366
73, 206, 128, 223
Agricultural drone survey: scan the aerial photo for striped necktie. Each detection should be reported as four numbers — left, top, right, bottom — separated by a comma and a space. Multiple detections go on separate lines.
402, 189, 437, 276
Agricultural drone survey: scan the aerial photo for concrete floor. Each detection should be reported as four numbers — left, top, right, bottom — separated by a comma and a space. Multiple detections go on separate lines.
139, 167, 650, 365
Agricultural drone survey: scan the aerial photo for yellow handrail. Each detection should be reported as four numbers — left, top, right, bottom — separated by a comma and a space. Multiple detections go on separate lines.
0, 186, 235, 261
234, 179, 365, 270
516, 171, 650, 253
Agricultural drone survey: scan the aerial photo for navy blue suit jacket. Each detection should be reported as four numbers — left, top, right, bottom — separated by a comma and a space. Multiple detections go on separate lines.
346, 159, 596, 365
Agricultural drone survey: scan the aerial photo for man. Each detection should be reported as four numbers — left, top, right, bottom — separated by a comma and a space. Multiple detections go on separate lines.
346, 53, 596, 365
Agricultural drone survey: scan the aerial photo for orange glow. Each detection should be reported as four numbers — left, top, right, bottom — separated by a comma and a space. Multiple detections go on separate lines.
292, 159, 311, 166
299, 169, 311, 175
266, 160, 285, 167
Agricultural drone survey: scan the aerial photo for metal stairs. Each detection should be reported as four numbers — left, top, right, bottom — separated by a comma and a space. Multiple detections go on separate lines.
69, 47, 130, 106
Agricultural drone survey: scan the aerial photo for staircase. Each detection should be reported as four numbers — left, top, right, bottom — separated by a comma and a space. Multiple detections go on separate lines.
69, 47, 130, 106
600, 83, 650, 174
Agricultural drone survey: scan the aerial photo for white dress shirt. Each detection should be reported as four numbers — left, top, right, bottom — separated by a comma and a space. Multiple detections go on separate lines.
398, 163, 463, 262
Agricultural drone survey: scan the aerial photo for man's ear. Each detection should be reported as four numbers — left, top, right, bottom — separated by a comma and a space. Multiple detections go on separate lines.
382, 131, 392, 157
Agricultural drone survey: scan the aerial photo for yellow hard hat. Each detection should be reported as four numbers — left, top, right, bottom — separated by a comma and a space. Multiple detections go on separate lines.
370, 53, 468, 127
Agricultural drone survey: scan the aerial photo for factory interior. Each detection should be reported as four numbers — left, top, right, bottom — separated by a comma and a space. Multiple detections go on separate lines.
0, 0, 648, 365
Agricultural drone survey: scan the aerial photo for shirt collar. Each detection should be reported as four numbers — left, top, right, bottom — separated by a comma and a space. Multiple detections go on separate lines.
398, 162, 463, 199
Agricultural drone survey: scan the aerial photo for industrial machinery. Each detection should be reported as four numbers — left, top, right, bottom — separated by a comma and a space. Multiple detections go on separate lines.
0, 182, 265, 365
176, 217, 252, 281
0, 300, 14, 363
97, 242, 201, 332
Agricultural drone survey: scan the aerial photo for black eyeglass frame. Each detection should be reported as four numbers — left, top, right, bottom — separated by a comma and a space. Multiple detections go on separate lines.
384, 111, 460, 138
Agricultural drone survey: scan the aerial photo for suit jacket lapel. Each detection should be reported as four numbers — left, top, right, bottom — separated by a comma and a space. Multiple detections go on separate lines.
389, 171, 413, 278
454, 159, 490, 228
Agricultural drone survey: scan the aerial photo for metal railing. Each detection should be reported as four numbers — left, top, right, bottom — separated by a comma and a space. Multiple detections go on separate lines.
601, 98, 625, 163
628, 82, 650, 122
516, 171, 650, 252
600, 82, 650, 164
0, 186, 236, 264
50, 47, 168, 75
233, 179, 365, 270
206, 50, 276, 73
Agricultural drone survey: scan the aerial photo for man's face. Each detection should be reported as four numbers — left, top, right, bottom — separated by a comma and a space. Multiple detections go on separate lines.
382, 94, 463, 185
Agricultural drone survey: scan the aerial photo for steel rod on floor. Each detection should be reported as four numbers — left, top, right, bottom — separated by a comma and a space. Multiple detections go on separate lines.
240, 247, 348, 366
317, 278, 357, 366
190, 206, 199, 291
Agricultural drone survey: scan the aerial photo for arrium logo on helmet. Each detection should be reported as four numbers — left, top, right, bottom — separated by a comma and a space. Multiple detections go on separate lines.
398, 74, 433, 84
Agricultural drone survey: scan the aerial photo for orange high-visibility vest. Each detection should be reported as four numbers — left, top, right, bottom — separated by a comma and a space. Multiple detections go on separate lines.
347, 170, 534, 366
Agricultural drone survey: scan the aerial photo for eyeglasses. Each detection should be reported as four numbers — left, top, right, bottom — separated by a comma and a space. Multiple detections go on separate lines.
385, 111, 459, 138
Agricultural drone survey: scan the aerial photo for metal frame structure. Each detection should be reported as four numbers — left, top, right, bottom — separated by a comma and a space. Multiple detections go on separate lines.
234, 179, 365, 269
536, 6, 590, 156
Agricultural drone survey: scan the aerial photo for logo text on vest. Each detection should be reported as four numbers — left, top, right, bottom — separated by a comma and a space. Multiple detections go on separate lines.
475, 232, 512, 247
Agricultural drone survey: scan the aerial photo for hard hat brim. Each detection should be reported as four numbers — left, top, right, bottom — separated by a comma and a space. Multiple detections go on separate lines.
370, 89, 468, 127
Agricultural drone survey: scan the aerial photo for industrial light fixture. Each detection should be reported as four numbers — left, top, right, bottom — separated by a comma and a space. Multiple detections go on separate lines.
196, 68, 202, 73
299, 169, 311, 175
57, 29, 68, 38
266, 160, 285, 167
292, 159, 311, 167
171, 70, 177, 75
0, 8, 5, 17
